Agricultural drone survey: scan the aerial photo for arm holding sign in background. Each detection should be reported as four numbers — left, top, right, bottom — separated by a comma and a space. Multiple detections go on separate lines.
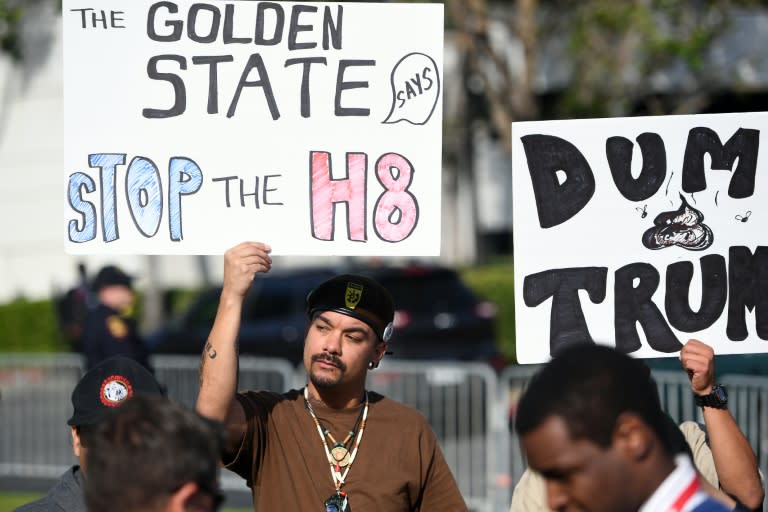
680, 339, 765, 511
196, 242, 272, 455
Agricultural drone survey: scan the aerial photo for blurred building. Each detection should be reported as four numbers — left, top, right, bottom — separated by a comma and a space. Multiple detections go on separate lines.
2, 1, 768, 307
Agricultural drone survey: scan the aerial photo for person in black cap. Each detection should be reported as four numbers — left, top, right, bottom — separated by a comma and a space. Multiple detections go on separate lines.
81, 264, 152, 372
196, 242, 467, 512
15, 355, 164, 512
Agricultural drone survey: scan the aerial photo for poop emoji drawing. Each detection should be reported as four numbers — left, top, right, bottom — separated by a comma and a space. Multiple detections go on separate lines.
642, 195, 714, 251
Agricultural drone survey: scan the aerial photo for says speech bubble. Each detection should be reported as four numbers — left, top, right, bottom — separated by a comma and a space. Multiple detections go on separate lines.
382, 52, 441, 125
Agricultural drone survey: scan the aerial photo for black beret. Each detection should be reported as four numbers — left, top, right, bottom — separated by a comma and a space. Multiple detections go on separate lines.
67, 356, 163, 426
91, 265, 133, 292
306, 274, 395, 342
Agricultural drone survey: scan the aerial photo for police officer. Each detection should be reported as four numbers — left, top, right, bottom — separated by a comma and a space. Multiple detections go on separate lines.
82, 265, 152, 372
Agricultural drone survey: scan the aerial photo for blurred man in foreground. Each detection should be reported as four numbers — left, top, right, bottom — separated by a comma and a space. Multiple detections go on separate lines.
85, 394, 225, 512
510, 339, 764, 511
515, 343, 730, 512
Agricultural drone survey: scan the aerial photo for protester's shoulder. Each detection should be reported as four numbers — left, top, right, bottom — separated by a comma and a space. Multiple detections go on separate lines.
678, 420, 706, 441
237, 388, 301, 413
510, 468, 549, 512
14, 467, 84, 512
14, 493, 79, 512
370, 392, 431, 425
14, 497, 54, 512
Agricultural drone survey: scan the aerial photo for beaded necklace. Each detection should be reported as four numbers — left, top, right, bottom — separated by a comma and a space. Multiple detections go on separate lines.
303, 387, 369, 510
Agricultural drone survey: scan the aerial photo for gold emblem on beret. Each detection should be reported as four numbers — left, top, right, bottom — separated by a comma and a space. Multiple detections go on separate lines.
345, 282, 363, 309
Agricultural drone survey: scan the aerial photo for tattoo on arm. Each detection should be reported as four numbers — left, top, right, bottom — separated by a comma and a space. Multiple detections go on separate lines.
198, 340, 217, 386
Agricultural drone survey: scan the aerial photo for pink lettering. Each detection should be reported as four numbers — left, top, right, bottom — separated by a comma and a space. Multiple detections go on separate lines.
310, 151, 367, 241
373, 153, 418, 242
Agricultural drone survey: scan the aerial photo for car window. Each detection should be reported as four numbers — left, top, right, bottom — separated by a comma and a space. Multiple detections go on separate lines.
376, 271, 478, 312
185, 291, 222, 328
245, 283, 296, 321
242, 271, 334, 322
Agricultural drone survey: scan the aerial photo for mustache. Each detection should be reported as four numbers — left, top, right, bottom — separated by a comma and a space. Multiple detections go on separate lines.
311, 353, 346, 371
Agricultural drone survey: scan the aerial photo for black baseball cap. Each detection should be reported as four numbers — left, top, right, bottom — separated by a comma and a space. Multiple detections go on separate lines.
306, 274, 395, 342
67, 356, 164, 426
91, 265, 133, 292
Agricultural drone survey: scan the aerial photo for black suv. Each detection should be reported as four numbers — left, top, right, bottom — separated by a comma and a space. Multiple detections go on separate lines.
146, 264, 500, 366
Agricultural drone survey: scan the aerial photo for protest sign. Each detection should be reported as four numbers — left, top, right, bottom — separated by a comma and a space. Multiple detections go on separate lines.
63, 1, 443, 255
512, 111, 768, 363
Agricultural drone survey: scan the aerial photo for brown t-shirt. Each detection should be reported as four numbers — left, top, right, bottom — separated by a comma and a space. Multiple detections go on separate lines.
226, 389, 468, 511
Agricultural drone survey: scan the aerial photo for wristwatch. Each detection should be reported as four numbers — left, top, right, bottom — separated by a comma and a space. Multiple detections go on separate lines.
694, 384, 728, 409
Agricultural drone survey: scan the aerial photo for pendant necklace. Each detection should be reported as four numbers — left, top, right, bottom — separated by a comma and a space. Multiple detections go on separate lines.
326, 401, 364, 468
304, 387, 369, 512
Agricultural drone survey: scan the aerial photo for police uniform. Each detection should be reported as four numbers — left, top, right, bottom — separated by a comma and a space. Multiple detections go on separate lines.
81, 266, 152, 372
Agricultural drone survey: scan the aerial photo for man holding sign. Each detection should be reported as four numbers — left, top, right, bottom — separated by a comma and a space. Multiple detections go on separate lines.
196, 242, 467, 511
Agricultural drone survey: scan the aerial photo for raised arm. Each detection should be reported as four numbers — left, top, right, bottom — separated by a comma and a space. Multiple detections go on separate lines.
196, 242, 272, 452
681, 338, 765, 510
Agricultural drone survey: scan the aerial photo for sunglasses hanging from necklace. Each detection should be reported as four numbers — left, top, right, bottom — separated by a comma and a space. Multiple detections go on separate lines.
304, 387, 369, 512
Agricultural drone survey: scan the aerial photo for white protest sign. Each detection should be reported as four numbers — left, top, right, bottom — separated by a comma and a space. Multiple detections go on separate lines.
512, 111, 768, 363
63, 1, 443, 255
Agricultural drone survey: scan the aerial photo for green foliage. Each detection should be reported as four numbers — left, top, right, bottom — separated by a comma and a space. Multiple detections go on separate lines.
0, 298, 63, 352
0, 266, 518, 362
0, 0, 23, 60
161, 287, 204, 318
558, 0, 732, 117
0, 492, 45, 510
460, 257, 516, 363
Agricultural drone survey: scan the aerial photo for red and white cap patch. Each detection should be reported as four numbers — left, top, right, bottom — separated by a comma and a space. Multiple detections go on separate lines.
99, 375, 134, 407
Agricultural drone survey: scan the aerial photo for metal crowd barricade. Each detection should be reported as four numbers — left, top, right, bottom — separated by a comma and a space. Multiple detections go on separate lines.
497, 363, 541, 509
0, 353, 85, 478
361, 360, 499, 512
652, 370, 700, 424
2, 354, 768, 511
152, 354, 297, 493
151, 354, 296, 410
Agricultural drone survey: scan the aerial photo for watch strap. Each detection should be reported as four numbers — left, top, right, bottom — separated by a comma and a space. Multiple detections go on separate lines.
694, 385, 727, 409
